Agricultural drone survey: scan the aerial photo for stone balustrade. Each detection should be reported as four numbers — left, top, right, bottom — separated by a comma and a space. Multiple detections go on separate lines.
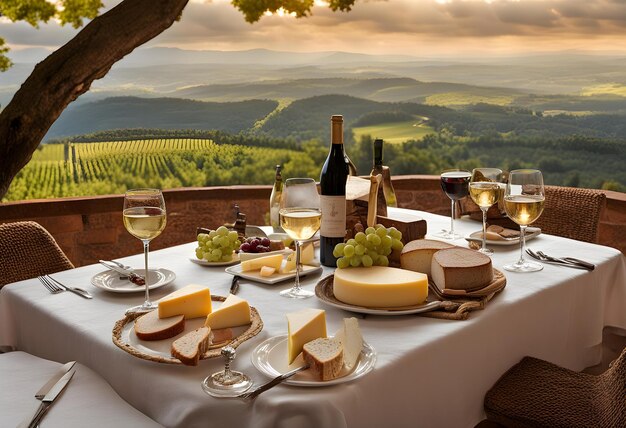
0, 176, 623, 267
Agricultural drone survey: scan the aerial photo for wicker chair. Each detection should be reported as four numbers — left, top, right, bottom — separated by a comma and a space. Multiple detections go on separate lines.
0, 221, 74, 288
484, 347, 626, 427
460, 185, 606, 243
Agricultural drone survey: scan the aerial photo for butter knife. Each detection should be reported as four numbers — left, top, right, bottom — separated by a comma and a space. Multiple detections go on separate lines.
35, 361, 76, 399
21, 369, 75, 428
98, 260, 145, 285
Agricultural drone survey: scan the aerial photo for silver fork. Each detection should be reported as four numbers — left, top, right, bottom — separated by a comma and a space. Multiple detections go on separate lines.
526, 250, 590, 270
38, 275, 93, 299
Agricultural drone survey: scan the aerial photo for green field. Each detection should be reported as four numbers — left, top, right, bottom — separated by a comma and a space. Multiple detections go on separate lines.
4, 139, 319, 201
352, 119, 435, 144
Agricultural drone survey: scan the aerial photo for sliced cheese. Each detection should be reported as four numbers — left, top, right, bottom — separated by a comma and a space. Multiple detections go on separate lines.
333, 317, 363, 371
240, 253, 284, 272
259, 266, 276, 277
158, 284, 212, 319
400, 239, 455, 278
204, 294, 251, 330
280, 243, 315, 273
431, 247, 493, 291
333, 266, 428, 308
286, 308, 327, 364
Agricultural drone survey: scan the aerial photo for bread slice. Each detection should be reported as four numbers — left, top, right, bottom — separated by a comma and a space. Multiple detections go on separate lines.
171, 326, 211, 366
431, 247, 493, 291
302, 338, 344, 381
134, 310, 185, 341
400, 239, 455, 277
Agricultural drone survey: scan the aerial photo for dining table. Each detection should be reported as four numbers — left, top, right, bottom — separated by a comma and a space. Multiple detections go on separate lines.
1, 208, 625, 428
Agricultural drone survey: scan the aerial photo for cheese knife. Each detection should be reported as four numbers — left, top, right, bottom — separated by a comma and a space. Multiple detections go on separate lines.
229, 275, 240, 295
20, 369, 75, 428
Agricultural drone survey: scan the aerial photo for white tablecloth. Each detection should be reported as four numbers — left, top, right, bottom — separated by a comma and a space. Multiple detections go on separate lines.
1, 209, 625, 428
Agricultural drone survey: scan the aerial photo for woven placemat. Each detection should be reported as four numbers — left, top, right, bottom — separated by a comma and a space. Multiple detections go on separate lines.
112, 295, 263, 365
315, 270, 506, 321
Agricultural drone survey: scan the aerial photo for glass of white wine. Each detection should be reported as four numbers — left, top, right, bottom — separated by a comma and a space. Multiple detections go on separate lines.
279, 178, 321, 299
469, 168, 503, 256
123, 188, 167, 314
503, 169, 545, 272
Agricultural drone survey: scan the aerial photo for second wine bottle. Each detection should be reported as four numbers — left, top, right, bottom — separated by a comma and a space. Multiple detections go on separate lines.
320, 115, 356, 267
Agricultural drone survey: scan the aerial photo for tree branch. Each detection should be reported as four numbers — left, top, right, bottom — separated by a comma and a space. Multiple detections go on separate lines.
0, 0, 189, 198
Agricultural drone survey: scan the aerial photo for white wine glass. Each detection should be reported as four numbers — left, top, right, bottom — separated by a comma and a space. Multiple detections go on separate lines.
123, 188, 167, 314
279, 178, 321, 299
435, 169, 471, 240
503, 169, 545, 272
469, 168, 503, 256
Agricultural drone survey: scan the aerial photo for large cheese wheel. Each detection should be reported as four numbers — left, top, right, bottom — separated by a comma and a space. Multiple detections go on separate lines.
400, 239, 455, 277
431, 248, 493, 291
333, 266, 428, 308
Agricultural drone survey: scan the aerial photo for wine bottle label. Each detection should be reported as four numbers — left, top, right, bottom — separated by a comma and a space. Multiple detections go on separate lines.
320, 195, 346, 238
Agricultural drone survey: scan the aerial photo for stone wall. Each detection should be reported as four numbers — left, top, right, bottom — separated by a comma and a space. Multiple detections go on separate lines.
0, 176, 623, 267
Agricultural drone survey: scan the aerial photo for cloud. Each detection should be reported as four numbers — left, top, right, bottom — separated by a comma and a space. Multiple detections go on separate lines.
3, 0, 626, 56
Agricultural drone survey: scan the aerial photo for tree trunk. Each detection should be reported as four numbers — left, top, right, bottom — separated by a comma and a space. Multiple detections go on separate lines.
0, 0, 190, 199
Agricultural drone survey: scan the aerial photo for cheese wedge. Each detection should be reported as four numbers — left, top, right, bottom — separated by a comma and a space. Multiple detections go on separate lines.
333, 266, 428, 308
158, 284, 212, 319
204, 294, 251, 330
286, 308, 327, 364
333, 317, 363, 371
280, 243, 315, 273
240, 253, 283, 272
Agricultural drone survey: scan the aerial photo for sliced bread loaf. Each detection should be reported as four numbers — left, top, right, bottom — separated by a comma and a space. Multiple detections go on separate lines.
171, 326, 211, 366
431, 247, 493, 291
302, 338, 344, 381
134, 310, 185, 341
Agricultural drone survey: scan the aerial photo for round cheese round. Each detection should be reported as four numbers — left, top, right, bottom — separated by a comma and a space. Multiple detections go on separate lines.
400, 239, 455, 277
431, 248, 493, 291
333, 266, 428, 308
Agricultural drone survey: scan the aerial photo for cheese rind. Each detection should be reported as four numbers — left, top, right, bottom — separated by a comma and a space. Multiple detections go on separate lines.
400, 239, 455, 278
431, 247, 493, 291
333, 317, 363, 371
158, 284, 212, 319
286, 308, 327, 364
333, 266, 428, 308
240, 253, 283, 272
204, 294, 251, 330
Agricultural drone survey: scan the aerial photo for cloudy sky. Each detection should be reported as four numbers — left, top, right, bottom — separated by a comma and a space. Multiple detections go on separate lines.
3, 0, 626, 57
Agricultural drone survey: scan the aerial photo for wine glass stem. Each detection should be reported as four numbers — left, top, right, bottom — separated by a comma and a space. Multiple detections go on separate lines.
481, 208, 488, 253
293, 240, 302, 292
450, 199, 456, 237
143, 239, 150, 307
518, 225, 527, 266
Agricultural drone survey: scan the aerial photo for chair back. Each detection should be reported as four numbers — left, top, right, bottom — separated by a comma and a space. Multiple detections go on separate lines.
0, 221, 74, 288
533, 186, 606, 243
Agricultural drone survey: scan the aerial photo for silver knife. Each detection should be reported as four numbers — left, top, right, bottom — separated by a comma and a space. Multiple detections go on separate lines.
35, 361, 76, 399
98, 260, 145, 285
24, 369, 75, 428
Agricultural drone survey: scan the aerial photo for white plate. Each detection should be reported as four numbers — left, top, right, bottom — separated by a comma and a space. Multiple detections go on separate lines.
251, 335, 376, 386
225, 264, 323, 285
91, 268, 175, 293
465, 227, 541, 246
189, 253, 240, 267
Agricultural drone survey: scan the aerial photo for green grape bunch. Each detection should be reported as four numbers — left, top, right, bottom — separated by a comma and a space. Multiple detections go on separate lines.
195, 226, 241, 262
333, 225, 404, 268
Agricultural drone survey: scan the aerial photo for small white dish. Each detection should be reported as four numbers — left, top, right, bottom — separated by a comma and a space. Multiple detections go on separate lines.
465, 227, 541, 246
225, 264, 322, 285
251, 335, 376, 386
91, 268, 175, 293
189, 253, 240, 267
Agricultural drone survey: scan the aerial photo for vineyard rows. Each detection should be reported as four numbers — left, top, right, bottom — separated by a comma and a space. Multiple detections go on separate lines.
5, 139, 319, 201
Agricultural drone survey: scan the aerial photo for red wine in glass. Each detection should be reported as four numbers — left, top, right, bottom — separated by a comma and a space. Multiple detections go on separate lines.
436, 170, 471, 239
441, 171, 471, 200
